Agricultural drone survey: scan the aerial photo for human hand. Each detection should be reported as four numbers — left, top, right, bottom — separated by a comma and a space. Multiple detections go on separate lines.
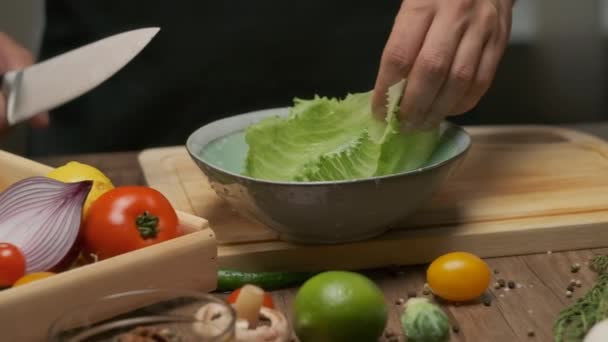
372, 0, 514, 129
0, 32, 49, 136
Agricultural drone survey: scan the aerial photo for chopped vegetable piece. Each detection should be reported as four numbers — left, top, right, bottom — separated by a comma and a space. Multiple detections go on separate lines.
227, 287, 274, 309
195, 302, 291, 342
0, 177, 92, 272
234, 306, 291, 341
115, 326, 180, 342
232, 284, 265, 328
401, 297, 450, 342
193, 302, 235, 339
0, 242, 26, 286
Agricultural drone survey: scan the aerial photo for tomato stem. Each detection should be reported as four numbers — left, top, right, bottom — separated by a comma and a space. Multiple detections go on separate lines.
136, 211, 159, 239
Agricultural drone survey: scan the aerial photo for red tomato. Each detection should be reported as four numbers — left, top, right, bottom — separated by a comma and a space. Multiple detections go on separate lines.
227, 287, 275, 309
82, 186, 181, 260
0, 243, 26, 287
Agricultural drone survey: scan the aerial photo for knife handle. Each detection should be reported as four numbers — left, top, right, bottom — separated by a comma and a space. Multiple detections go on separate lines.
1, 71, 21, 125
0, 73, 5, 98
1, 73, 6, 114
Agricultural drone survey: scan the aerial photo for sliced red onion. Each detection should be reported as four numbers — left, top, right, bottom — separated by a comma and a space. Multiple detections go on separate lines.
0, 176, 92, 273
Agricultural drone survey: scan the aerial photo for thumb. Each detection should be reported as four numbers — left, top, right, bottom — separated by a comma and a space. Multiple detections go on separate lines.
28, 111, 50, 128
0, 32, 50, 130
0, 33, 34, 70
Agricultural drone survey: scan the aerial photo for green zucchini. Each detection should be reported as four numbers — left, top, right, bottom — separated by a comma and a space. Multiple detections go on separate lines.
217, 269, 317, 292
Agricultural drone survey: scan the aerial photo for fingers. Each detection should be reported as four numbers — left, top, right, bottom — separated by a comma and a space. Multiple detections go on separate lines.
0, 32, 34, 72
28, 112, 50, 128
397, 6, 468, 127
372, 4, 433, 119
450, 31, 506, 115
424, 20, 491, 126
374, 0, 513, 128
0, 32, 49, 132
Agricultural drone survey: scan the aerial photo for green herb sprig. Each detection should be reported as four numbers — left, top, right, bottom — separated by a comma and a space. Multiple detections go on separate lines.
554, 255, 608, 342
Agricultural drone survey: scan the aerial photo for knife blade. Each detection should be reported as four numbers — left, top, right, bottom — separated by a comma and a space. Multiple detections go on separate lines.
1, 27, 160, 126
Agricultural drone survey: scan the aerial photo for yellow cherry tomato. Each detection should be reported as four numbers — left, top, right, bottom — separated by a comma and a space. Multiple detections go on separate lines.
12, 272, 56, 287
426, 251, 491, 302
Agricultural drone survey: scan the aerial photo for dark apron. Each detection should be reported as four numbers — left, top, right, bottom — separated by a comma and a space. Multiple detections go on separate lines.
28, 0, 401, 156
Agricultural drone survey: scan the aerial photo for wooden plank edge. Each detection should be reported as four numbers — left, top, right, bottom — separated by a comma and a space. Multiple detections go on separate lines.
0, 149, 53, 181
217, 209, 608, 272
137, 146, 187, 174
137, 147, 197, 214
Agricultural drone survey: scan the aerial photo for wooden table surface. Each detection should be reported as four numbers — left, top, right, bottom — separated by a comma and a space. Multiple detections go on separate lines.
34, 123, 608, 341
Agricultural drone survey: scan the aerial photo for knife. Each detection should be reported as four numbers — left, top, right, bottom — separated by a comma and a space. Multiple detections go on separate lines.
1, 27, 160, 126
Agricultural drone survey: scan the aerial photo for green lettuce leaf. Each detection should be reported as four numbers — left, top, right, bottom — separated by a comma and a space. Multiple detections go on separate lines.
375, 81, 441, 176
244, 80, 440, 181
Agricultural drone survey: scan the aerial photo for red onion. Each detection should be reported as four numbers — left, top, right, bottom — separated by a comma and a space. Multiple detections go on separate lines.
0, 176, 92, 273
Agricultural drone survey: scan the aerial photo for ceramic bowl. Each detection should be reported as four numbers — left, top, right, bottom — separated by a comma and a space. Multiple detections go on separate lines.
186, 107, 470, 244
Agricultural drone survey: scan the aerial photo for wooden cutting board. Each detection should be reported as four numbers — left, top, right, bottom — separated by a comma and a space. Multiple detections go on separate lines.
138, 125, 608, 271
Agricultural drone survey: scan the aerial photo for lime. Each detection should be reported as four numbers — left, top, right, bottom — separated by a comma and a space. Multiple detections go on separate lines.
293, 271, 388, 342
47, 161, 114, 217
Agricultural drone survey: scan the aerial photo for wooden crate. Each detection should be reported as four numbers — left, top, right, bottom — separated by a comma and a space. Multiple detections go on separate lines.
0, 150, 218, 342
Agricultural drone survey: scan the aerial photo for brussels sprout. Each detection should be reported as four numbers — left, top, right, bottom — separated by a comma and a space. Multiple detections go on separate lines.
400, 297, 450, 342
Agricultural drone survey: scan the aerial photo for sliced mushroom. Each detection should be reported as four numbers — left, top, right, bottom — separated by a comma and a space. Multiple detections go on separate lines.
192, 302, 234, 339
194, 284, 293, 342
234, 307, 291, 342
193, 302, 292, 341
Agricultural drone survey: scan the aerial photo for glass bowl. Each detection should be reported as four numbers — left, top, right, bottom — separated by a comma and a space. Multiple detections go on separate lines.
48, 288, 236, 342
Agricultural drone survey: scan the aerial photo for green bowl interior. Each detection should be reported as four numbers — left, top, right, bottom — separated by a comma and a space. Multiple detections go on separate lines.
188, 107, 471, 179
